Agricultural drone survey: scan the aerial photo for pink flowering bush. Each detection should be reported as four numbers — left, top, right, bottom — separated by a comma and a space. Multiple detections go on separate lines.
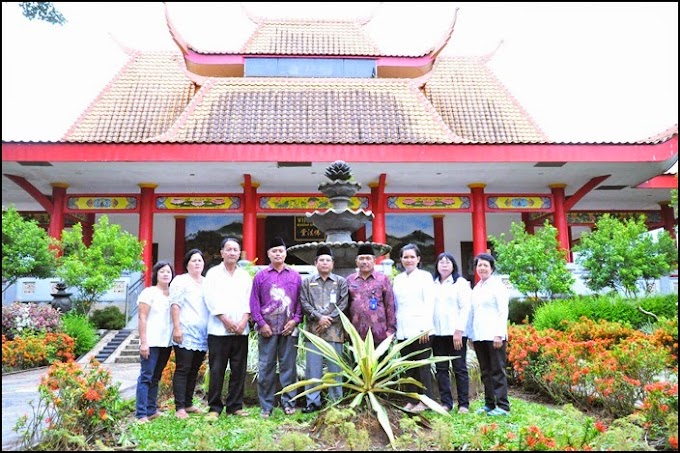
2, 302, 61, 339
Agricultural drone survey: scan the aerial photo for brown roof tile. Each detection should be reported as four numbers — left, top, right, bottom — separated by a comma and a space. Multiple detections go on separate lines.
63, 52, 195, 143
425, 57, 548, 143
159, 78, 460, 144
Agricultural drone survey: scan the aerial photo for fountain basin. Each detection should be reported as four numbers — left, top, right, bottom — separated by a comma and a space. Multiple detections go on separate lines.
287, 241, 392, 277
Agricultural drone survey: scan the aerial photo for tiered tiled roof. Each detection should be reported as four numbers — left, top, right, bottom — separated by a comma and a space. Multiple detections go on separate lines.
424, 58, 548, 143
64, 53, 194, 143
62, 51, 673, 146
240, 21, 381, 56
159, 78, 460, 144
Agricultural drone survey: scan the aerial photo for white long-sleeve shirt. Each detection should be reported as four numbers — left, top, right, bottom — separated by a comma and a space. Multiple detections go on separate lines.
469, 274, 509, 342
433, 275, 472, 336
393, 268, 435, 340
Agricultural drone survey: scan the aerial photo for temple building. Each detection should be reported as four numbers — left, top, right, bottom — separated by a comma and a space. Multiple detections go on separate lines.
2, 3, 677, 285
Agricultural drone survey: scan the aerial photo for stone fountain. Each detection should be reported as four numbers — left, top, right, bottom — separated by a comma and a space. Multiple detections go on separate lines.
287, 161, 391, 276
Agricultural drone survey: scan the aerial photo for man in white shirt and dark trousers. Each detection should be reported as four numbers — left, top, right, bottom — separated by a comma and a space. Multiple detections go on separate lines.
203, 238, 253, 418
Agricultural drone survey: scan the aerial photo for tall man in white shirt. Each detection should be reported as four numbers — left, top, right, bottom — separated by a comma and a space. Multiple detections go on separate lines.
203, 238, 253, 418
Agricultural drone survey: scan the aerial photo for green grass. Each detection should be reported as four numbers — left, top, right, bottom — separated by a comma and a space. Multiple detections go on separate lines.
122, 395, 644, 451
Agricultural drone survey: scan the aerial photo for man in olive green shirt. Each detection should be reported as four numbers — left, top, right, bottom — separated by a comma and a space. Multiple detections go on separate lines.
299, 245, 348, 413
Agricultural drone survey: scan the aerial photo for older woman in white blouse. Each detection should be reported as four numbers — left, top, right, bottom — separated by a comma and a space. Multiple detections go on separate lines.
170, 249, 209, 419
432, 252, 472, 413
469, 253, 510, 416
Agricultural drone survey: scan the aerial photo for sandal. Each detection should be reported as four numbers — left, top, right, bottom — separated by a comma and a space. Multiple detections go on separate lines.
175, 409, 188, 419
185, 406, 200, 413
284, 406, 296, 415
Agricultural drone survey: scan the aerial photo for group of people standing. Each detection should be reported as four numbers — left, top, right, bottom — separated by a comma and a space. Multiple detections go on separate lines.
134, 236, 510, 423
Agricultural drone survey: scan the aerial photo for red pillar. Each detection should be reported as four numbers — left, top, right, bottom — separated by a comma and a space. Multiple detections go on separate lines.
368, 173, 387, 248
659, 202, 676, 240
256, 215, 267, 264
48, 183, 68, 243
355, 225, 367, 242
550, 184, 571, 262
433, 215, 445, 256
82, 213, 95, 246
138, 183, 157, 286
174, 215, 186, 273
241, 175, 258, 261
521, 213, 535, 234
468, 183, 487, 257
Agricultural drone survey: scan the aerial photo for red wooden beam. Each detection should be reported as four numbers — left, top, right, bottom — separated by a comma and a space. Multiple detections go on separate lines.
564, 175, 611, 211
3, 174, 53, 212
635, 174, 678, 189
2, 138, 677, 164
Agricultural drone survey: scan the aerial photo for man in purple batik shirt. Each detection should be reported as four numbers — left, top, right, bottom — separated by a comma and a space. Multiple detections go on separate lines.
347, 244, 396, 345
249, 237, 302, 418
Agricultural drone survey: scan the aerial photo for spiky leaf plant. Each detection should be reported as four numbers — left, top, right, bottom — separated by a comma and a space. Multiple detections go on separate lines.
280, 309, 453, 449
324, 161, 353, 181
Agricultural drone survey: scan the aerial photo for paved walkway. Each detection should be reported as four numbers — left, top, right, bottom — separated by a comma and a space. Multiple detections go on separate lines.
2, 343, 139, 451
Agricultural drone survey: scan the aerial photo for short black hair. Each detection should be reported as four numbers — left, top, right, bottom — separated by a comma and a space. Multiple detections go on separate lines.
151, 260, 175, 286
473, 253, 496, 271
183, 249, 204, 271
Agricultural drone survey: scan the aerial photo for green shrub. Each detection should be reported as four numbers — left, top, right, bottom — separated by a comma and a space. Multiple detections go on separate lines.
508, 298, 543, 324
60, 313, 98, 356
533, 294, 678, 331
89, 306, 125, 330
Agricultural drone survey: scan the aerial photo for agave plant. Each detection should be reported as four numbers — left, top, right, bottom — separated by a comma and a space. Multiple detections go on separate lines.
280, 309, 454, 448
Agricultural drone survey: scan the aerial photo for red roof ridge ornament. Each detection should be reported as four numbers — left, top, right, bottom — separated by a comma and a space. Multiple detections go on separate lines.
427, 7, 459, 60
107, 31, 137, 57
164, 2, 190, 55
481, 39, 505, 64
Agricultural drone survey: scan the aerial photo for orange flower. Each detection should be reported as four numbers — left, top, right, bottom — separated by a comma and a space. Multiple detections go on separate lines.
84, 388, 102, 402
594, 420, 607, 433
668, 435, 677, 449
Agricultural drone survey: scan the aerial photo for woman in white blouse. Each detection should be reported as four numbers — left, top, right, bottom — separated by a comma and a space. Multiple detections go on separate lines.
432, 252, 472, 413
136, 260, 175, 423
170, 249, 209, 419
393, 243, 435, 413
469, 253, 510, 416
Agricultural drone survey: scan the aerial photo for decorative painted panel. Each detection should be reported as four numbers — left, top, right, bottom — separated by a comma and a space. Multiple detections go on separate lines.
156, 196, 240, 210
487, 196, 552, 211
259, 196, 368, 211
568, 211, 662, 225
67, 196, 138, 211
387, 196, 470, 210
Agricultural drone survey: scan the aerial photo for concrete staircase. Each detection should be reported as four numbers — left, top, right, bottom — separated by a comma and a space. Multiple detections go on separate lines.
93, 329, 133, 363
115, 332, 141, 364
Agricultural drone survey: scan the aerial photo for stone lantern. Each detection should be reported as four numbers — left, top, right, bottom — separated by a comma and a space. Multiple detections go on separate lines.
50, 282, 73, 313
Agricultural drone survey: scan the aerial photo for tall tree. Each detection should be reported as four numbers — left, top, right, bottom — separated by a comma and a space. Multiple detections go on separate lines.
2, 206, 58, 293
57, 215, 144, 314
18, 2, 66, 25
489, 220, 574, 300
573, 214, 677, 297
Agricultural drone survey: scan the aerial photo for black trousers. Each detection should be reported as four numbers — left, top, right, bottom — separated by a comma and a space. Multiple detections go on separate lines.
399, 338, 434, 404
172, 345, 206, 410
473, 340, 510, 411
207, 334, 248, 414
432, 335, 470, 409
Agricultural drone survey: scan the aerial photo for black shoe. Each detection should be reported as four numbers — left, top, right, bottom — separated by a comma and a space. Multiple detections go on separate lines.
302, 405, 320, 414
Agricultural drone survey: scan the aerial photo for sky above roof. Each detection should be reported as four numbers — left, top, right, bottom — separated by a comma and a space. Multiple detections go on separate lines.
2, 2, 678, 158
